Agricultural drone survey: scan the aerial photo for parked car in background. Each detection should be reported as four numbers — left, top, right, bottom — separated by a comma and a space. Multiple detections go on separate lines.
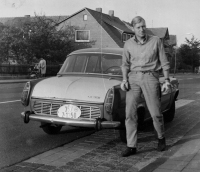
21, 48, 179, 142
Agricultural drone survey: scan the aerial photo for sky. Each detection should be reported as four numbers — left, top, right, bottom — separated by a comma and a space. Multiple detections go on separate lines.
0, 0, 199, 46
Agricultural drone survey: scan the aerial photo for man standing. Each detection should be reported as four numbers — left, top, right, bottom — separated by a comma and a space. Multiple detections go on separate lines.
121, 16, 171, 157
38, 57, 46, 77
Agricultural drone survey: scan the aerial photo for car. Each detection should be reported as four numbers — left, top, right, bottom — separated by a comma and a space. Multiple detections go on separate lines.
21, 48, 179, 142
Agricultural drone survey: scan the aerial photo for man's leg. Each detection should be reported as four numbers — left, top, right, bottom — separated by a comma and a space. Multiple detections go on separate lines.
121, 82, 141, 157
141, 73, 165, 151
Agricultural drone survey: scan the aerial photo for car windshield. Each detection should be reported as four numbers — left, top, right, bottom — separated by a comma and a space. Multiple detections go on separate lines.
58, 53, 122, 75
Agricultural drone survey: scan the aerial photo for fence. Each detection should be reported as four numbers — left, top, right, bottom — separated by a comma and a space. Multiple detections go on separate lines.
0, 64, 61, 76
0, 64, 195, 76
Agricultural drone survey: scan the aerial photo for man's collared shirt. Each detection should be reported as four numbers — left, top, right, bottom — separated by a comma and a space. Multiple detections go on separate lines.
121, 34, 170, 73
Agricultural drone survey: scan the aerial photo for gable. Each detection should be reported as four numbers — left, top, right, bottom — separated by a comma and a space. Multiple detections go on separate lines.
146, 28, 169, 40
87, 8, 133, 33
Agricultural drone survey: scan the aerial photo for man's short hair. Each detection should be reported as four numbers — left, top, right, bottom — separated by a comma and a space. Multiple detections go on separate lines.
131, 16, 145, 27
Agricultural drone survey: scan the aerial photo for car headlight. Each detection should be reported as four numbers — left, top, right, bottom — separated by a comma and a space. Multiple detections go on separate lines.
21, 82, 31, 106
104, 88, 114, 114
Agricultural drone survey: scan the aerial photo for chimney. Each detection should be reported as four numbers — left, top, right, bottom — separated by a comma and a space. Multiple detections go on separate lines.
108, 10, 114, 17
96, 8, 102, 13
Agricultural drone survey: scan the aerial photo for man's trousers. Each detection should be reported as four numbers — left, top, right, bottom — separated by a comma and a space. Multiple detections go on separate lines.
126, 72, 164, 148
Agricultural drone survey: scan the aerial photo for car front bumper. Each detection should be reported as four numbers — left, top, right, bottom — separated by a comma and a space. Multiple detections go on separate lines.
21, 111, 121, 130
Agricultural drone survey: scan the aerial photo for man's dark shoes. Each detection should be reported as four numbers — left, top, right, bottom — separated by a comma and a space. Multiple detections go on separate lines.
121, 147, 136, 157
157, 137, 166, 151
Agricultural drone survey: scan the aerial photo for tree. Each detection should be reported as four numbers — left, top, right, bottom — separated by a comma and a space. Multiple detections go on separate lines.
0, 14, 96, 65
177, 36, 200, 72
0, 25, 23, 63
0, 15, 75, 64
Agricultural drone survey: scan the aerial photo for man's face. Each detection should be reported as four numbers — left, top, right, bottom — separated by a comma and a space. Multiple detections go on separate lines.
133, 21, 146, 38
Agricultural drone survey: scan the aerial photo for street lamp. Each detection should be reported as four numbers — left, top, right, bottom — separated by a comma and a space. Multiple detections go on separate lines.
173, 45, 178, 75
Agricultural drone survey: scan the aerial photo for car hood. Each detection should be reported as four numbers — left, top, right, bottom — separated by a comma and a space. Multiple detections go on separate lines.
31, 75, 121, 103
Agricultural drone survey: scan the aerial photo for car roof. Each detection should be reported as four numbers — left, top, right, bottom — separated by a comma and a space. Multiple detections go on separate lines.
69, 48, 123, 55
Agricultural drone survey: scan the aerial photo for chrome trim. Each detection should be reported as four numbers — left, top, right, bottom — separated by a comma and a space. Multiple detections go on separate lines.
70, 52, 122, 56
31, 97, 104, 105
32, 99, 101, 119
21, 112, 121, 129
57, 72, 122, 77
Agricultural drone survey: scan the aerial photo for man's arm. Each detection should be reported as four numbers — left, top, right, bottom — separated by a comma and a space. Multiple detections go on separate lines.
121, 43, 130, 81
157, 38, 170, 76
163, 69, 169, 80
121, 43, 130, 91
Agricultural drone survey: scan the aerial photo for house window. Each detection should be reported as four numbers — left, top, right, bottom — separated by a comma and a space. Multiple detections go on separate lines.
122, 33, 127, 42
127, 34, 131, 40
122, 33, 134, 42
75, 30, 90, 42
83, 14, 87, 21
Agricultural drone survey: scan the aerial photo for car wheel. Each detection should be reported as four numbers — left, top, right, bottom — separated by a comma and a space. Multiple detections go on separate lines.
163, 100, 175, 123
119, 129, 127, 143
41, 123, 62, 135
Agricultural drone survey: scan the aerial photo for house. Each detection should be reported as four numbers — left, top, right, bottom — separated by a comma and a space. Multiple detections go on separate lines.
58, 7, 174, 53
57, 7, 134, 48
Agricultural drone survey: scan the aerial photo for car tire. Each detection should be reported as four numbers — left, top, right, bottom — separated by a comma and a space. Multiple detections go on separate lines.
41, 123, 62, 135
119, 129, 127, 143
163, 100, 175, 123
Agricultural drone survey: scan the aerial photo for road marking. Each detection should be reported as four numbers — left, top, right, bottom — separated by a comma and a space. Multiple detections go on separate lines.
196, 92, 200, 94
175, 99, 194, 109
0, 100, 20, 104
187, 78, 193, 79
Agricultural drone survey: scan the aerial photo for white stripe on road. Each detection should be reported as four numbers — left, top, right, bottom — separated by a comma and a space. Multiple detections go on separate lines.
175, 99, 194, 109
187, 78, 193, 79
0, 100, 20, 104
196, 92, 200, 94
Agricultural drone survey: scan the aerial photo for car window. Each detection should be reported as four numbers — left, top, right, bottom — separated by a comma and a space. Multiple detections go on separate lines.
73, 55, 87, 72
59, 55, 87, 73
59, 53, 122, 76
102, 54, 122, 75
59, 55, 76, 72
86, 55, 100, 73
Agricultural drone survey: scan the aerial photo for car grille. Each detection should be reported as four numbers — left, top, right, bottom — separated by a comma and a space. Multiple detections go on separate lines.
33, 99, 101, 119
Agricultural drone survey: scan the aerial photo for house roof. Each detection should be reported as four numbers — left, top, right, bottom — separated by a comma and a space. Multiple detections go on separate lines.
146, 28, 169, 39
87, 8, 135, 47
86, 8, 133, 33
58, 7, 134, 47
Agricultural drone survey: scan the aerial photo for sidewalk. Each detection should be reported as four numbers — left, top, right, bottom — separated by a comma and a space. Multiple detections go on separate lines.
1, 99, 200, 172
140, 121, 200, 172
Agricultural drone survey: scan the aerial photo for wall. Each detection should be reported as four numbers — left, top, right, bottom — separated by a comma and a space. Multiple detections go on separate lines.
58, 9, 119, 48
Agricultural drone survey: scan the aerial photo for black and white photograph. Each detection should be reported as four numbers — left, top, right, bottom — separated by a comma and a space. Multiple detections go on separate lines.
0, 0, 200, 171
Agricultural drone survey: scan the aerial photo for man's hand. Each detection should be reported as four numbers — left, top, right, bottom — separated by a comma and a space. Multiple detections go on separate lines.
161, 80, 171, 93
120, 80, 129, 91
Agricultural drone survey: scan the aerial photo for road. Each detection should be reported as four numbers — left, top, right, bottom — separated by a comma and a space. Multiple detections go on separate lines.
0, 83, 95, 169
1, 73, 200, 170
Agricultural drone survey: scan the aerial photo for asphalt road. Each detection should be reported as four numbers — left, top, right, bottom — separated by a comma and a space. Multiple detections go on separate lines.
0, 73, 200, 170
0, 83, 95, 169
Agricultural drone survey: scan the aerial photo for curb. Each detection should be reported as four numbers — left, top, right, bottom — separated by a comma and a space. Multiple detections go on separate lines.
0, 80, 31, 84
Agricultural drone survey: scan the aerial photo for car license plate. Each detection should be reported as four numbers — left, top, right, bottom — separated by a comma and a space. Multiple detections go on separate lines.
57, 104, 81, 119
